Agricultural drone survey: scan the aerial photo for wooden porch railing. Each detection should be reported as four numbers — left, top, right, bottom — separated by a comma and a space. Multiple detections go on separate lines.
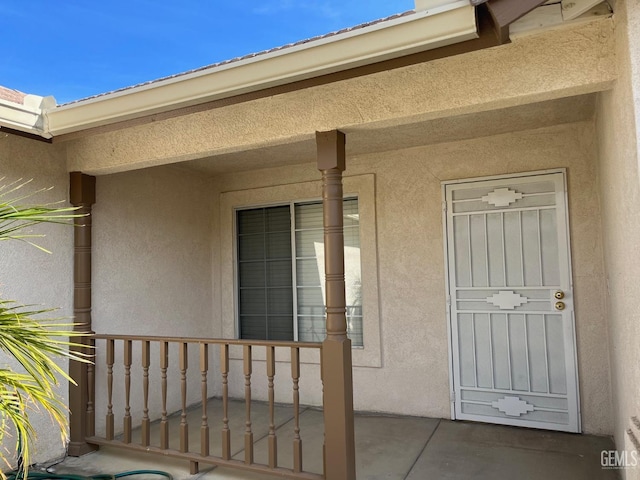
85, 334, 324, 480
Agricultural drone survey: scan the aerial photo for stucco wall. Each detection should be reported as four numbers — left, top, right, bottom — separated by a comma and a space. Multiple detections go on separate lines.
53, 11, 618, 447
0, 6, 623, 472
211, 120, 612, 435
630, 1, 640, 160
64, 18, 615, 176
91, 165, 214, 434
596, 0, 640, 476
0, 133, 73, 465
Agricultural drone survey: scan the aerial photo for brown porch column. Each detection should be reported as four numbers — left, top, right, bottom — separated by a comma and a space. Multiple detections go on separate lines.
316, 130, 356, 480
67, 172, 98, 456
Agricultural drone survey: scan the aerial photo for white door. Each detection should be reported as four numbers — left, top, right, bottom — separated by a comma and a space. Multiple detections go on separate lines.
444, 171, 580, 432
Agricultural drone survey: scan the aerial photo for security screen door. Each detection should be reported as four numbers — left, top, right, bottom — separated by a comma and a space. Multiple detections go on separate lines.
444, 171, 580, 432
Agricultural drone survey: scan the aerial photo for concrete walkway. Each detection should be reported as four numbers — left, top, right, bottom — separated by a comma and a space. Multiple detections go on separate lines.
52, 400, 620, 480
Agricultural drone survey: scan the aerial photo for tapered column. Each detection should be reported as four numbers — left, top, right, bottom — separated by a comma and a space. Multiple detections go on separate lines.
316, 130, 356, 480
68, 172, 98, 456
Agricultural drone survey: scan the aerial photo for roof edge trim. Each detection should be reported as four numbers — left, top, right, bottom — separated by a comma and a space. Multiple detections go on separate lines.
45, 2, 477, 136
0, 96, 56, 139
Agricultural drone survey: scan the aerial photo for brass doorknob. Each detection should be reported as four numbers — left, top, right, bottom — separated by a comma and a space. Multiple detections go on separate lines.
554, 291, 565, 300
555, 301, 565, 311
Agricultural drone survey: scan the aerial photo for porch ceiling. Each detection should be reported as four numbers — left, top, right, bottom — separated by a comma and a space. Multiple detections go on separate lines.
178, 94, 595, 176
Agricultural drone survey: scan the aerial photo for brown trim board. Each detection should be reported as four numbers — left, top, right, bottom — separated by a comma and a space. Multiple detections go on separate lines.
0, 126, 53, 143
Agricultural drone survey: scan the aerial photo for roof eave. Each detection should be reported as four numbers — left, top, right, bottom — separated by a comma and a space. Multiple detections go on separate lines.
45, 1, 478, 136
0, 96, 56, 139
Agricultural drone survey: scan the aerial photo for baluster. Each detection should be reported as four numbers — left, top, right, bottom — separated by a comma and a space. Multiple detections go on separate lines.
220, 344, 231, 460
86, 336, 95, 437
320, 347, 325, 471
244, 345, 253, 464
200, 343, 210, 457
106, 339, 114, 440
123, 340, 132, 444
141, 341, 150, 446
180, 342, 189, 453
267, 346, 277, 468
292, 347, 302, 473
160, 341, 169, 449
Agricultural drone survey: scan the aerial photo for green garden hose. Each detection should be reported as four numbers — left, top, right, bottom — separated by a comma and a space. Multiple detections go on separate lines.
5, 470, 173, 480
7, 432, 172, 480
7, 431, 172, 480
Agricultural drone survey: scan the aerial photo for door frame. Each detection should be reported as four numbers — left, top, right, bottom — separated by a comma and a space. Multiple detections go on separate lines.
441, 168, 581, 432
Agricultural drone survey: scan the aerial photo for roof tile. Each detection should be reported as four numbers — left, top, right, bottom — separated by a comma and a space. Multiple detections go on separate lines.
0, 85, 27, 105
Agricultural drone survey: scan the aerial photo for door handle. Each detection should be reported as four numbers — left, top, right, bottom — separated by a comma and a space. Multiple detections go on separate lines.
554, 290, 565, 299
555, 301, 566, 311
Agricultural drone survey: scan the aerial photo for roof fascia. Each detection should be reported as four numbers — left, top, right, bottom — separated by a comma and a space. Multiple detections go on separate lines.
0, 95, 55, 139
0, 125, 53, 143
56, 7, 503, 142
45, 1, 477, 136
486, 0, 548, 43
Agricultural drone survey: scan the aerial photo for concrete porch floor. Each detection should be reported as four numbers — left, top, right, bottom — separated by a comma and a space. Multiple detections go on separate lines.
53, 399, 620, 480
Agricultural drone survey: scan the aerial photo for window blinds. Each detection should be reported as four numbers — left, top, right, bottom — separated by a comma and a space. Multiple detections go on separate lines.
237, 199, 362, 346
237, 206, 294, 340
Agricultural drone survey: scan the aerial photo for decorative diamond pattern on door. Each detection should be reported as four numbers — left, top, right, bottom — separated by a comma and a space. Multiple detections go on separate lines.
486, 290, 529, 310
481, 187, 523, 207
492, 396, 535, 416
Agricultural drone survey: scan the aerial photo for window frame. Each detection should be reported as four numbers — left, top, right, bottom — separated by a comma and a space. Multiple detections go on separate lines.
235, 197, 362, 344
219, 174, 381, 368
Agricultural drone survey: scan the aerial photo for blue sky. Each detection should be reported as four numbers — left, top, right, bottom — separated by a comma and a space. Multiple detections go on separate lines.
1, 1, 412, 104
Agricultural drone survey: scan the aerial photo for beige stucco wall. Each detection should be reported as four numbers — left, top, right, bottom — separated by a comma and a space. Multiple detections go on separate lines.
0, 133, 73, 465
91, 165, 214, 433
57, 17, 618, 439
211, 120, 612, 435
0, 5, 625, 470
63, 18, 615, 176
596, 0, 640, 476
0, 111, 614, 469
630, 1, 640, 160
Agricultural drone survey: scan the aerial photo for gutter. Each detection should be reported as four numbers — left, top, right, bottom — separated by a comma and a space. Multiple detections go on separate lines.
44, 1, 477, 136
0, 95, 56, 139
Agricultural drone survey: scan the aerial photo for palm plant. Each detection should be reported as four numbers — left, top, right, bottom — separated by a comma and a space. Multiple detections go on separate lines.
0, 179, 90, 479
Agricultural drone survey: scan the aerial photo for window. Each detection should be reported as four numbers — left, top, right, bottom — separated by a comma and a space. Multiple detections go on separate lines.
236, 198, 363, 346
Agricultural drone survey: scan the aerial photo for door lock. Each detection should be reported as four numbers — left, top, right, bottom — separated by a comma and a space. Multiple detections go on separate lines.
555, 301, 566, 311
554, 290, 565, 300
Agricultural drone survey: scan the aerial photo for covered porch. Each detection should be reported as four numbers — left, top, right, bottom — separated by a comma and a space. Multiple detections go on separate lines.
67, 127, 359, 480
56, 401, 617, 479
53, 6, 615, 479
48, 4, 627, 480
2, 0, 640, 479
